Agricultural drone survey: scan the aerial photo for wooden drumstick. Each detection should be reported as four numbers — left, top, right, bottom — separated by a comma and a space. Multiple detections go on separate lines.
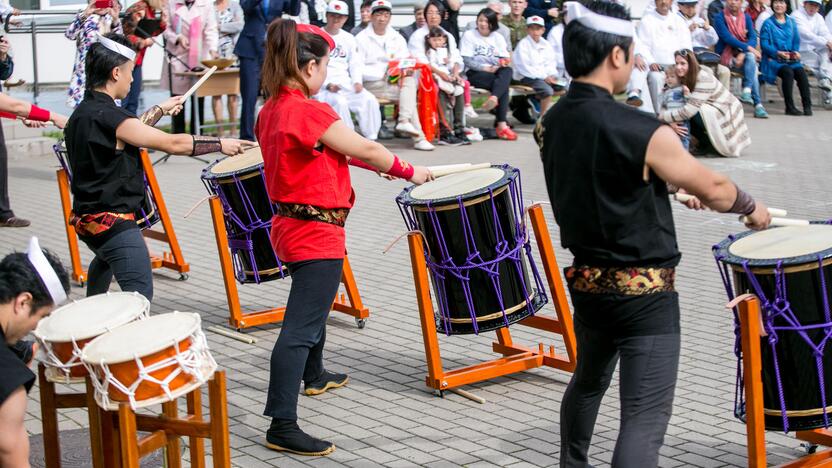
428, 162, 491, 178
673, 193, 788, 217
182, 66, 217, 101
739, 216, 810, 227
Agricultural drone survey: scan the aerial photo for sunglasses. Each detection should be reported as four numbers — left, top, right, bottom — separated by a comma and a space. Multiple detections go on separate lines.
675, 48, 693, 57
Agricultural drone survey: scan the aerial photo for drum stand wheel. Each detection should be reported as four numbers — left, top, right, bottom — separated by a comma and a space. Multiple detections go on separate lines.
355, 318, 367, 329
736, 295, 832, 467
179, 273, 189, 281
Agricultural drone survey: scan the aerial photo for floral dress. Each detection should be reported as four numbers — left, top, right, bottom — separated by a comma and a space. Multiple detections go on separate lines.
216, 0, 243, 59
65, 13, 122, 108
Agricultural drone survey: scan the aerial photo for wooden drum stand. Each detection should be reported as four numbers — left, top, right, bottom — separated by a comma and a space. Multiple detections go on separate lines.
55, 148, 190, 286
406, 203, 577, 395
206, 196, 370, 331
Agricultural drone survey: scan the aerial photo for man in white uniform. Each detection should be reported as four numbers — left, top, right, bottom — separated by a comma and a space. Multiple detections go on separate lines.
792, 0, 832, 105
677, 0, 730, 87
317, 0, 382, 140
634, 0, 693, 113
356, 0, 434, 150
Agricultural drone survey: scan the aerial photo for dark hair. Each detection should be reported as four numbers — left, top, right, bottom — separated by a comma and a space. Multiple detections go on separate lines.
0, 250, 69, 313
477, 8, 500, 33
674, 48, 700, 91
424, 1, 446, 21
361, 0, 373, 9
262, 19, 330, 98
84, 33, 136, 91
425, 26, 449, 51
562, 1, 632, 78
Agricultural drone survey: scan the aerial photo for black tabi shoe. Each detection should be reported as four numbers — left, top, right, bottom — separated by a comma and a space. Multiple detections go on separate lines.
265, 419, 335, 456
785, 106, 803, 116
304, 370, 349, 396
804, 107, 813, 116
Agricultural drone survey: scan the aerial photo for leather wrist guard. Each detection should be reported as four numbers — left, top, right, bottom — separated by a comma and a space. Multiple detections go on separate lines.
192, 135, 222, 156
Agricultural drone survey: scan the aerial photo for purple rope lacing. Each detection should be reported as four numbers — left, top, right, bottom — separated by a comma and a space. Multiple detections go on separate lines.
53, 144, 72, 179
397, 166, 546, 335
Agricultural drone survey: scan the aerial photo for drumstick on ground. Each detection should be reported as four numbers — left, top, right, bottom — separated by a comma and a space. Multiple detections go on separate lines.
674, 193, 788, 217
428, 162, 491, 178
182, 66, 217, 102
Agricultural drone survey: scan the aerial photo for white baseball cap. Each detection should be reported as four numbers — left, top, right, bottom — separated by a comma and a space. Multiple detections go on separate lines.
526, 15, 545, 26
371, 0, 392, 13
804, 0, 822, 4
327, 0, 350, 15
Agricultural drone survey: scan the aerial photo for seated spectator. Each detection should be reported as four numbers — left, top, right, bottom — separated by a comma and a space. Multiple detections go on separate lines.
747, 0, 770, 25
545, 7, 569, 87
318, 1, 382, 139
714, 0, 769, 118
792, 0, 832, 106
351, 0, 372, 35
425, 27, 468, 145
677, 0, 730, 87
658, 49, 750, 157
502, 0, 528, 49
754, 0, 773, 32
512, 16, 558, 114
632, 0, 693, 113
467, 0, 512, 50
660, 66, 690, 149
523, 0, 558, 34
461, 7, 516, 140
399, 1, 426, 42
761, 0, 812, 115
356, 0, 434, 150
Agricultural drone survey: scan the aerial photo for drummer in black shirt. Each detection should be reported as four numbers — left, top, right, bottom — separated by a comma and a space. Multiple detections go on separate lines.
64, 33, 254, 301
539, 2, 771, 466
0, 238, 69, 466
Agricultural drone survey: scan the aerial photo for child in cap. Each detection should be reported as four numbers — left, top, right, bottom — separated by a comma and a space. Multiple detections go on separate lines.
512, 15, 559, 113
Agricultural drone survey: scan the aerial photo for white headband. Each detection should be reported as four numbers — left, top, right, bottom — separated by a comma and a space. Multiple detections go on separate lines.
565, 1, 634, 37
26, 237, 67, 306
96, 33, 137, 61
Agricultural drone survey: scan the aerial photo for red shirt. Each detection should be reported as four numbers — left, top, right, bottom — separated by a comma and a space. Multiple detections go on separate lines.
255, 86, 353, 263
126, 5, 166, 67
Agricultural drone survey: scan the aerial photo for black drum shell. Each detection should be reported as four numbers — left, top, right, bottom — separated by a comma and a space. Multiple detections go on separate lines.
733, 261, 832, 431
134, 183, 160, 230
410, 184, 541, 335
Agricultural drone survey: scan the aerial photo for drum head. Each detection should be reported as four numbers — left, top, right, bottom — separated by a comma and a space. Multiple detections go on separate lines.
204, 147, 263, 179
717, 224, 832, 266
399, 166, 515, 207
82, 312, 200, 365
34, 292, 149, 343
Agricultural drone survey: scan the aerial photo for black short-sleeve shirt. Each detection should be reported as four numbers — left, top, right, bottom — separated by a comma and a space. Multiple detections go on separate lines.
64, 91, 144, 217
0, 327, 35, 407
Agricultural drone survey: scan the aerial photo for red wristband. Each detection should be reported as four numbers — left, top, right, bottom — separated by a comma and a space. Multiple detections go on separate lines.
27, 105, 50, 122
386, 155, 415, 180
348, 157, 378, 172
0, 111, 16, 120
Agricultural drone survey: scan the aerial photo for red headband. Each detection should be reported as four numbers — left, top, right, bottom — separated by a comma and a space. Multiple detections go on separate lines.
296, 23, 335, 50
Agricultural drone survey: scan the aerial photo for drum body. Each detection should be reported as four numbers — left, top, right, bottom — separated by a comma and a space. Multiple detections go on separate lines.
201, 148, 286, 284
397, 165, 547, 335
714, 224, 832, 431
81, 312, 217, 410
33, 292, 150, 382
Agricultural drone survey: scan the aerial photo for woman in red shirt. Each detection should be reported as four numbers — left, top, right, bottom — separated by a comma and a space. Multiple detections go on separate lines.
256, 19, 432, 457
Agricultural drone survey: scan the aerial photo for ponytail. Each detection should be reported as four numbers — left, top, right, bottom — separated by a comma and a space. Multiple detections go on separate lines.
262, 19, 331, 98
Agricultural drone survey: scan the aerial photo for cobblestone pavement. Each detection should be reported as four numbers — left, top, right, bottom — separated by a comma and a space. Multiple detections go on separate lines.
4, 103, 832, 467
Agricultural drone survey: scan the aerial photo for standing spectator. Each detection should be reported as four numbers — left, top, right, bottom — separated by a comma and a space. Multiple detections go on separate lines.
355, 0, 434, 150
714, 0, 769, 117
433, 0, 462, 43
467, 0, 512, 50
351, 0, 372, 34
65, 0, 122, 108
792, 0, 832, 107
461, 8, 516, 140
213, 0, 243, 134
298, 0, 326, 25
523, 0, 557, 34
636, 0, 693, 113
235, 0, 300, 140
502, 0, 528, 49
513, 16, 558, 113
761, 0, 812, 115
399, 1, 426, 42
162, 0, 219, 134
0, 37, 27, 228
123, 0, 167, 115
318, 0, 382, 140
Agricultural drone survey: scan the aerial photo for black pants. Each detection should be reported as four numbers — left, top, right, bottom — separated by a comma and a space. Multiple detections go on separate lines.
439, 91, 465, 134
170, 96, 205, 134
467, 67, 512, 123
560, 292, 680, 468
264, 258, 344, 421
0, 124, 11, 219
777, 65, 811, 111
83, 226, 154, 301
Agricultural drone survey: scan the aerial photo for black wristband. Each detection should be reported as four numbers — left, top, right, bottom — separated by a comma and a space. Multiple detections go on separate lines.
192, 135, 222, 156
728, 184, 756, 216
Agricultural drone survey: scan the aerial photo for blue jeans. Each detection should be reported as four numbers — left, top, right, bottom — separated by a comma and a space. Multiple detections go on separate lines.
679, 120, 690, 150
742, 56, 761, 105
124, 64, 143, 115
83, 226, 154, 301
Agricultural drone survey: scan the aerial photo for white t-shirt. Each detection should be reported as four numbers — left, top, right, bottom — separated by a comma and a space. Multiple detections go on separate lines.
324, 29, 362, 89
636, 10, 693, 65
459, 28, 510, 70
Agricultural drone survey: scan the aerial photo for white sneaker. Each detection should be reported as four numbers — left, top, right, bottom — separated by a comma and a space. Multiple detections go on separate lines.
464, 105, 479, 118
413, 139, 435, 151
820, 78, 832, 92
395, 121, 421, 136
464, 127, 483, 142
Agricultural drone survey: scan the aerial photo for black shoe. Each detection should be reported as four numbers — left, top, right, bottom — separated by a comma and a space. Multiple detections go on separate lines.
438, 133, 464, 147
785, 106, 803, 116
0, 216, 30, 228
454, 129, 472, 145
804, 107, 813, 116
266, 419, 335, 456
377, 125, 394, 140
304, 370, 348, 396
